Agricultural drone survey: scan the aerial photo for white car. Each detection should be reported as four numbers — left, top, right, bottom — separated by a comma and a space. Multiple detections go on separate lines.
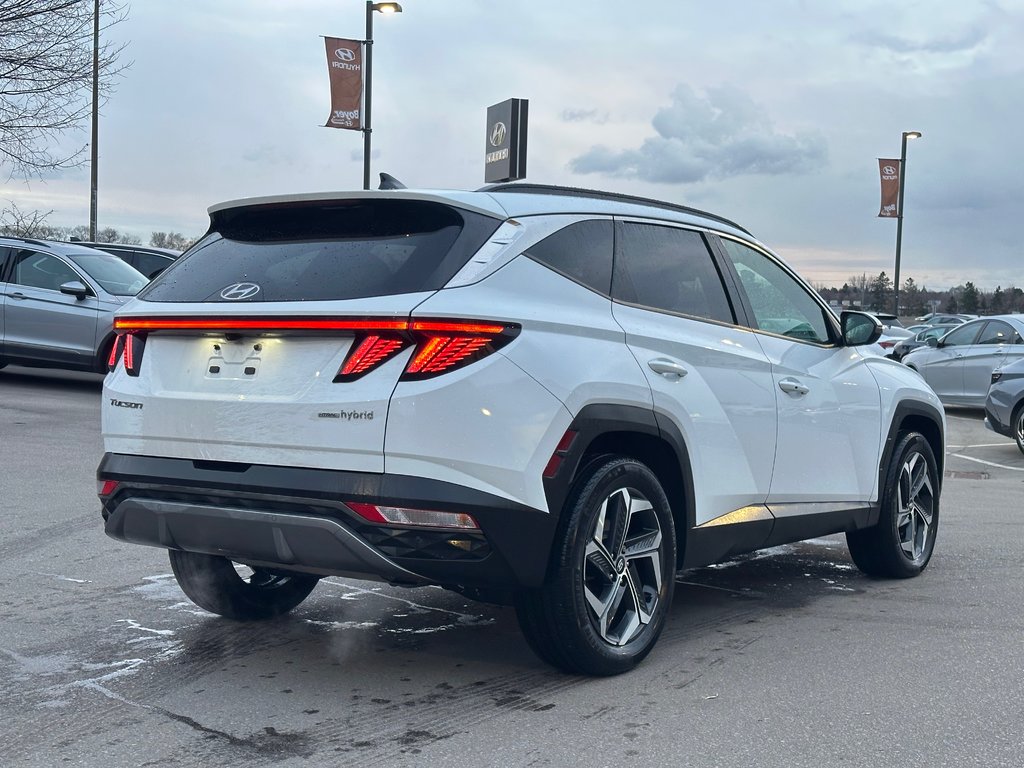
97, 184, 945, 675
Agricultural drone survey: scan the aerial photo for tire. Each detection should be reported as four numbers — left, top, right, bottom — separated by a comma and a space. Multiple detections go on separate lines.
847, 431, 939, 578
1013, 403, 1024, 457
168, 550, 319, 620
514, 457, 676, 676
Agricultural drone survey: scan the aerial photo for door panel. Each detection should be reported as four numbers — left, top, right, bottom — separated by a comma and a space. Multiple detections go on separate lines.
717, 237, 880, 504
611, 222, 776, 526
3, 250, 100, 362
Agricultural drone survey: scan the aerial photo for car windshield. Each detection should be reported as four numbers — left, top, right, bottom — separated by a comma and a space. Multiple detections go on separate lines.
67, 250, 149, 296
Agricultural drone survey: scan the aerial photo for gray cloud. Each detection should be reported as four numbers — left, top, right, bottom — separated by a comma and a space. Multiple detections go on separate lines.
569, 85, 826, 184
561, 108, 609, 124
851, 26, 987, 54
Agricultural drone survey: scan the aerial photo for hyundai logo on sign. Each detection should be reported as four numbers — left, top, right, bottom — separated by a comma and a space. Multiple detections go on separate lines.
489, 122, 507, 148
485, 98, 529, 184
334, 47, 356, 62
219, 282, 261, 301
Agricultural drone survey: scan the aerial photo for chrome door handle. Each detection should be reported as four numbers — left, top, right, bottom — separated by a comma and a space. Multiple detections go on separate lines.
8, 291, 26, 300
778, 378, 809, 396
647, 359, 689, 379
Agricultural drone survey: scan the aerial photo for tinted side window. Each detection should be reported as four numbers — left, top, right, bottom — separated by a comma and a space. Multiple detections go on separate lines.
613, 223, 734, 324
134, 251, 173, 278
942, 324, 981, 346
0, 246, 11, 281
11, 250, 79, 291
976, 321, 1015, 345
523, 220, 613, 295
720, 239, 832, 344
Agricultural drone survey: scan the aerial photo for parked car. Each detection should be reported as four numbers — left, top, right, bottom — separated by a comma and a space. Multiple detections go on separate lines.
985, 358, 1024, 454
97, 184, 945, 675
902, 316, 1024, 406
866, 324, 913, 358
0, 237, 148, 373
921, 314, 971, 327
68, 240, 182, 279
892, 324, 958, 362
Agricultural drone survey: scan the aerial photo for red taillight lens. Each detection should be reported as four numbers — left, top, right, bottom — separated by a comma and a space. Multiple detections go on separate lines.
543, 429, 578, 479
334, 334, 409, 382
107, 336, 124, 371
108, 332, 144, 375
879, 340, 897, 349
122, 333, 145, 376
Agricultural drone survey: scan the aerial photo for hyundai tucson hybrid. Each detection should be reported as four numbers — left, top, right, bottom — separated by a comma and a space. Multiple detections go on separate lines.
97, 185, 945, 675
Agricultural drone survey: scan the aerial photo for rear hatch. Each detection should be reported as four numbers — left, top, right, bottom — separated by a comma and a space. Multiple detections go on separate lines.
103, 196, 502, 472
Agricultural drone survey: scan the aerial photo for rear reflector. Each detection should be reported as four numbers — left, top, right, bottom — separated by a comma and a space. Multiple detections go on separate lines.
346, 502, 479, 530
97, 479, 120, 497
543, 429, 578, 479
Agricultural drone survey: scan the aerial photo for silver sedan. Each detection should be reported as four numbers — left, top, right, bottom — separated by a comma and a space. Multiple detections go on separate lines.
902, 315, 1024, 406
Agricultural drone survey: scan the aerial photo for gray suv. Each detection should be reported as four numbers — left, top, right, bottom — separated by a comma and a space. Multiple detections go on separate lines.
0, 237, 148, 373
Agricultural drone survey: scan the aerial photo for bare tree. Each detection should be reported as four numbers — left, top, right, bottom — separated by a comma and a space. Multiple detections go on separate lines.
0, 0, 128, 178
150, 231, 196, 251
0, 200, 59, 237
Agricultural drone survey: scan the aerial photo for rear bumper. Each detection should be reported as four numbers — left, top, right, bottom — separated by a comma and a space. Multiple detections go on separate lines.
98, 453, 557, 590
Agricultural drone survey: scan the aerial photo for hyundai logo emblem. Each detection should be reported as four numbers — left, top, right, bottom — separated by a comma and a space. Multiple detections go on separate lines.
882, 165, 897, 175
219, 282, 261, 301
489, 122, 507, 147
335, 47, 356, 62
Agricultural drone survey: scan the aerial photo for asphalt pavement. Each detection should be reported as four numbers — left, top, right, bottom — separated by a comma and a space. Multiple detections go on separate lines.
1, 366, 1022, 767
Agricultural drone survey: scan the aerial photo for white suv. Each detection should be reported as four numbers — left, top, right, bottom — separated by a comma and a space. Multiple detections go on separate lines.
98, 184, 945, 675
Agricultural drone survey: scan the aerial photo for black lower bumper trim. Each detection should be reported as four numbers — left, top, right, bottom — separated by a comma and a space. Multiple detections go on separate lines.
105, 498, 427, 584
98, 453, 558, 589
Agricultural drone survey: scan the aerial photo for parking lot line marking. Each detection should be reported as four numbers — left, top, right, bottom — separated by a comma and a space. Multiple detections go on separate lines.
951, 453, 1024, 472
947, 443, 1016, 450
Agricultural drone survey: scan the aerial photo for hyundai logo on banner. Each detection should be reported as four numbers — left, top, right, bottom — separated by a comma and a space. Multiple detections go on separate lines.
485, 98, 528, 184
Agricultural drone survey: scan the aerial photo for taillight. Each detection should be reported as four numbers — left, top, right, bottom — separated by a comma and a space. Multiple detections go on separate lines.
111, 316, 519, 382
109, 332, 146, 376
334, 319, 517, 381
879, 340, 897, 349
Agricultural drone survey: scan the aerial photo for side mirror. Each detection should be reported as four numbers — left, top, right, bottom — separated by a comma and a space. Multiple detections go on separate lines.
925, 336, 939, 348
841, 310, 882, 347
59, 280, 90, 300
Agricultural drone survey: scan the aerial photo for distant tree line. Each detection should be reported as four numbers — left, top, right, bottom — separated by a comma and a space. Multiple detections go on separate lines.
1, 201, 197, 250
815, 272, 1024, 318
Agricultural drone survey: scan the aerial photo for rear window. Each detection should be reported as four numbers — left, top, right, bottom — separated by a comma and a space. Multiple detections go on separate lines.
139, 199, 501, 303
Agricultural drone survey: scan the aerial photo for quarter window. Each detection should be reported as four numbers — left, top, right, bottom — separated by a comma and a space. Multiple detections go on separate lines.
524, 220, 613, 295
612, 222, 734, 324
720, 239, 832, 344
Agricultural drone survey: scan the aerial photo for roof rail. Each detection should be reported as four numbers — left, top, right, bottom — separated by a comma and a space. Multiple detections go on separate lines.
0, 235, 51, 248
477, 182, 751, 235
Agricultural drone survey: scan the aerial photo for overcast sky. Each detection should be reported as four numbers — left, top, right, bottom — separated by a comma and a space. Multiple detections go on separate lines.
3, 0, 1022, 288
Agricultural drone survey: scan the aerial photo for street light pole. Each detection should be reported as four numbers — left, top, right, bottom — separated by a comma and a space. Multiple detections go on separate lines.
89, 0, 99, 240
893, 129, 922, 316
362, 2, 402, 191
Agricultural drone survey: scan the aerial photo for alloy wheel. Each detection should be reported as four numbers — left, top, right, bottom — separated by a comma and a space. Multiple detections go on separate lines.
582, 486, 664, 646
896, 451, 935, 562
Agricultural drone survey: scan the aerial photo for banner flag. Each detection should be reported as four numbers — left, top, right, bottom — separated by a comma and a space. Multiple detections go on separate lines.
878, 158, 901, 218
324, 37, 363, 130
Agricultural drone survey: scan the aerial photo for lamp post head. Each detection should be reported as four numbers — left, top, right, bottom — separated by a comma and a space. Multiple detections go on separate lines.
372, 2, 403, 12
903, 130, 922, 140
